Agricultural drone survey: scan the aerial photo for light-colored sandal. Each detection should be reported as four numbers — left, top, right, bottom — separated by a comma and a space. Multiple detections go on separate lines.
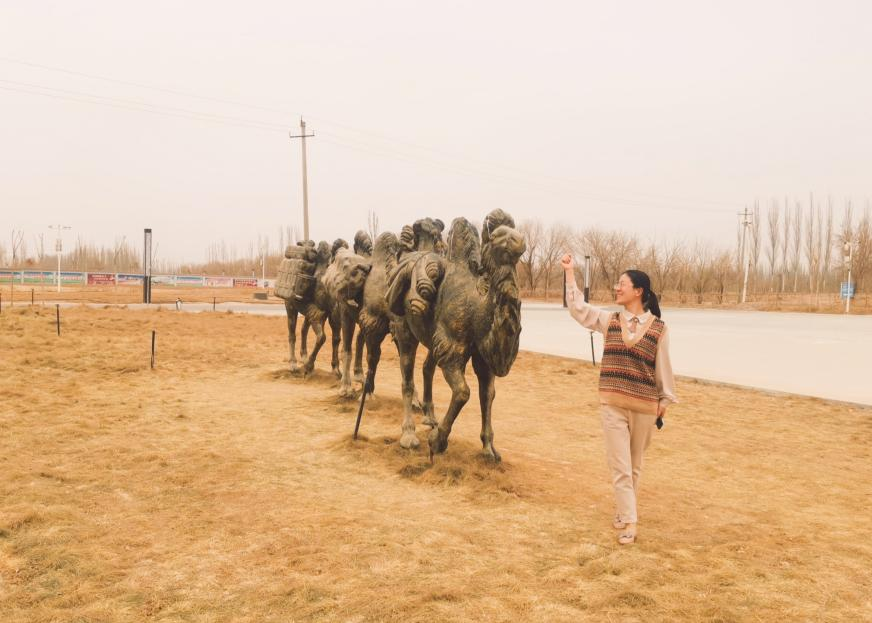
612, 514, 627, 530
617, 530, 637, 545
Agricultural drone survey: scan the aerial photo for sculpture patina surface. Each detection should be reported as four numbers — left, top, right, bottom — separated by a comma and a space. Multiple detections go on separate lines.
300, 244, 371, 396
358, 219, 444, 440
277, 240, 329, 373
386, 210, 525, 460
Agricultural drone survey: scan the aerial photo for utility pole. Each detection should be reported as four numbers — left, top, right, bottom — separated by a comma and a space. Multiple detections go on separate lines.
738, 207, 752, 303
289, 118, 315, 241
49, 224, 71, 293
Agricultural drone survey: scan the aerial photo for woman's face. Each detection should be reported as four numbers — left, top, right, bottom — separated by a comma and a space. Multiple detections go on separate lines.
614, 273, 642, 306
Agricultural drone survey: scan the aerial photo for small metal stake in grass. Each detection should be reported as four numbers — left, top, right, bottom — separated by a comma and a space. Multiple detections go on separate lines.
590, 331, 596, 367
56, 304, 60, 336
213, 296, 216, 312
0, 291, 3, 315
353, 371, 374, 440
31, 288, 34, 306
151, 330, 156, 369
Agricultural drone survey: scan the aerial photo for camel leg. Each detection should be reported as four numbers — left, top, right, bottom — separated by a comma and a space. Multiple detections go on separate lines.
338, 315, 356, 398
428, 362, 470, 457
285, 302, 300, 373
472, 353, 500, 462
421, 349, 437, 428
353, 328, 365, 385
391, 321, 422, 411
363, 326, 388, 397
329, 317, 342, 379
398, 337, 421, 449
300, 317, 311, 359
301, 318, 326, 378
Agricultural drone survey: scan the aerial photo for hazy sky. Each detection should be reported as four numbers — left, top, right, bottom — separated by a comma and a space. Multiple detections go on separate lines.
1, 1, 870, 264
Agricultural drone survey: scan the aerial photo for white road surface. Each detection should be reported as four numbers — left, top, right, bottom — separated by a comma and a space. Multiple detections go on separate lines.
521, 302, 871, 406
36, 299, 872, 405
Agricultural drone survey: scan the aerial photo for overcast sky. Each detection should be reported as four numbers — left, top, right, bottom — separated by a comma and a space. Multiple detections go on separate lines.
1, 1, 870, 264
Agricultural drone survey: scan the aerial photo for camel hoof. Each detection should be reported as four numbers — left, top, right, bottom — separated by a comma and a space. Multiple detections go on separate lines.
289, 363, 300, 374
428, 428, 448, 456
338, 386, 357, 400
332, 367, 342, 380
482, 448, 502, 463
354, 372, 364, 385
399, 431, 420, 449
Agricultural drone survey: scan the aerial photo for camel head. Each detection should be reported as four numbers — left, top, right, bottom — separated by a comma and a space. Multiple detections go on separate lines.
334, 248, 372, 300
481, 210, 525, 274
487, 226, 525, 264
353, 230, 373, 257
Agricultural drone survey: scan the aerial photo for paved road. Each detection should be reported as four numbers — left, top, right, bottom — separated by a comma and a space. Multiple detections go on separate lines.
32, 300, 872, 405
521, 302, 871, 406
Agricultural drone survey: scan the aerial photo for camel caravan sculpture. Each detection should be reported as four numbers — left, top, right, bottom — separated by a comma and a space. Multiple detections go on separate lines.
275, 209, 525, 462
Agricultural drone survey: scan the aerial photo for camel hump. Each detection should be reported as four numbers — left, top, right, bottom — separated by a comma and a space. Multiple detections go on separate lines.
353, 230, 373, 257
446, 217, 481, 274
385, 254, 415, 316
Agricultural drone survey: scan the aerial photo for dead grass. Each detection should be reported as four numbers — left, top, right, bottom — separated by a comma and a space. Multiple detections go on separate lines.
2, 284, 274, 306
1, 306, 871, 622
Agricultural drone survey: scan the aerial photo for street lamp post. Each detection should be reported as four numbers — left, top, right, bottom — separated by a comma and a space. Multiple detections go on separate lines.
843, 241, 853, 314
49, 224, 71, 293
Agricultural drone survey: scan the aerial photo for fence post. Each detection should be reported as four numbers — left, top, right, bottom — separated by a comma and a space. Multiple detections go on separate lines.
151, 330, 156, 368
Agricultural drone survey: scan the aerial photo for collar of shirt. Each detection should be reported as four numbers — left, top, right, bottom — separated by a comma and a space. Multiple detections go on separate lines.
622, 309, 651, 325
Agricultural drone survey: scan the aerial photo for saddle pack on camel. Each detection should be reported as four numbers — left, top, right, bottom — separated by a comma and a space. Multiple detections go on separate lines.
275, 244, 318, 302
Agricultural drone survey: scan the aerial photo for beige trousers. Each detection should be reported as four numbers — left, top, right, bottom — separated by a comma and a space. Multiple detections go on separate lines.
600, 404, 657, 525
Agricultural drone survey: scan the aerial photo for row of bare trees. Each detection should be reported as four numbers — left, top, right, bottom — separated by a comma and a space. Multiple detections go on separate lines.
4, 199, 870, 305
519, 199, 872, 305
1, 226, 302, 277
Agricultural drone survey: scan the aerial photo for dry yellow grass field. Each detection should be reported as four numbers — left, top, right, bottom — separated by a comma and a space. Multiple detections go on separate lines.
1, 306, 870, 622
2, 285, 273, 306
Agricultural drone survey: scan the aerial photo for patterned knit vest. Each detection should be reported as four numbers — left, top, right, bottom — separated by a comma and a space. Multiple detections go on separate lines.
598, 312, 665, 415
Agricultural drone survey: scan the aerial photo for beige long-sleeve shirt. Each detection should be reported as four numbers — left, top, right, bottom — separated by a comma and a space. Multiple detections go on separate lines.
565, 279, 678, 409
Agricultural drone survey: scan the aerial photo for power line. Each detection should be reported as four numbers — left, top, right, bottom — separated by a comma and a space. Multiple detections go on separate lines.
0, 55, 740, 212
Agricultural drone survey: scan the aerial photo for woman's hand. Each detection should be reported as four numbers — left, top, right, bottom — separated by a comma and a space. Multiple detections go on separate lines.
560, 253, 574, 272
657, 404, 668, 419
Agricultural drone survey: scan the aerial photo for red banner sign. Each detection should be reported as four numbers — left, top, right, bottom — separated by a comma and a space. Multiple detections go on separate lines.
87, 272, 116, 285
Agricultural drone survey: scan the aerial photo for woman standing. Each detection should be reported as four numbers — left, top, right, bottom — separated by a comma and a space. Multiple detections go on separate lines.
561, 254, 677, 545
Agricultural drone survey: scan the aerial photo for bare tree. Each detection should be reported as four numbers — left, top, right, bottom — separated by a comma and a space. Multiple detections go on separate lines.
10, 230, 24, 267
711, 249, 734, 303
854, 204, 872, 292
820, 199, 834, 293
750, 202, 762, 296
518, 219, 543, 295
690, 242, 713, 304
803, 201, 820, 293
644, 239, 684, 301
766, 200, 780, 292
792, 201, 802, 292
780, 197, 791, 292
537, 223, 569, 300
367, 210, 379, 242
